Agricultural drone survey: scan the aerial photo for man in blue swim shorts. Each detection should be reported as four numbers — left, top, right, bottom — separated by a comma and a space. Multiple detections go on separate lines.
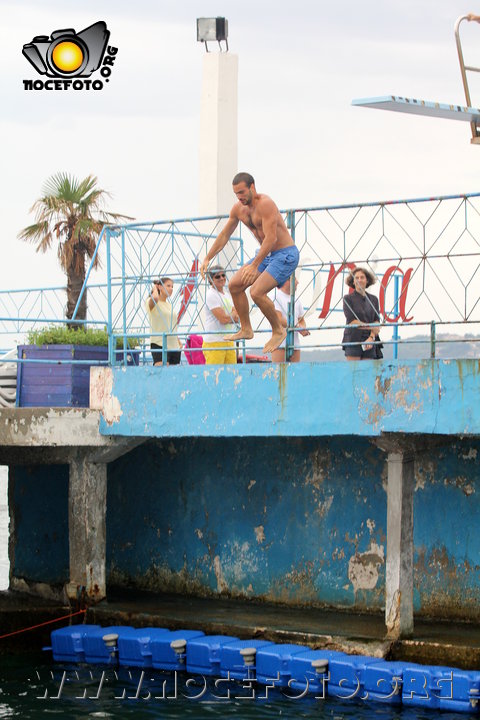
200, 172, 299, 353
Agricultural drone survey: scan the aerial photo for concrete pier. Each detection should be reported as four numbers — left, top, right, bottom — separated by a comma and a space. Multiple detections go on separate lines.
0, 408, 143, 602
3, 359, 480, 647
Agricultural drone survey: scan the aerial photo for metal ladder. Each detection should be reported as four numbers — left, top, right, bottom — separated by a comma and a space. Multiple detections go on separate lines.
455, 14, 480, 143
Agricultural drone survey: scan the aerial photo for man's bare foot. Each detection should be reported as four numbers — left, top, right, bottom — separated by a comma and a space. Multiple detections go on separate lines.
224, 328, 254, 341
263, 329, 287, 353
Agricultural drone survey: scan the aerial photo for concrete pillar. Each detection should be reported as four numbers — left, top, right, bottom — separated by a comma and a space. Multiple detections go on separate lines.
199, 52, 239, 272
68, 452, 107, 603
199, 52, 238, 216
385, 450, 414, 638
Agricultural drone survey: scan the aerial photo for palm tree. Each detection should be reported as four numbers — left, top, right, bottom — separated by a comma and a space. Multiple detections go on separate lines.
18, 172, 130, 325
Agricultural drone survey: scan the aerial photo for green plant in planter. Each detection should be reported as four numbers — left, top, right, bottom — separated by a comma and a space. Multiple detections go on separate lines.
27, 325, 139, 349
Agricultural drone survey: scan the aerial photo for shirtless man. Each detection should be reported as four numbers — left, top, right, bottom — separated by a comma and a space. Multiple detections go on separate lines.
199, 172, 299, 353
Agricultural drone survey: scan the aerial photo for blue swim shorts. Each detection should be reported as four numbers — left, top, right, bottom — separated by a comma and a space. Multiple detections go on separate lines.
248, 245, 299, 287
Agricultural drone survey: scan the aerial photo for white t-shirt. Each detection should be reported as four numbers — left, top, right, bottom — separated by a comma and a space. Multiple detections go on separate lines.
204, 287, 236, 336
273, 289, 305, 350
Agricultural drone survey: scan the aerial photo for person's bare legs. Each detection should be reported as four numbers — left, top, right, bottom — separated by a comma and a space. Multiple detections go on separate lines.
272, 348, 300, 363
224, 268, 256, 341
250, 272, 287, 353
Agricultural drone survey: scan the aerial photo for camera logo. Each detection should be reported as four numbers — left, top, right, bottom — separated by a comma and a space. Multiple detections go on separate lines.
22, 21, 118, 91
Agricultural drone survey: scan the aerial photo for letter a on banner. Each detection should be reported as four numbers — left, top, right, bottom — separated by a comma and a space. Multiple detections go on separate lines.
379, 266, 414, 323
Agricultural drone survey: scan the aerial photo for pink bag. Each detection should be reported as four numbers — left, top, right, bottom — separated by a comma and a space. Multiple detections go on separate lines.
184, 335, 205, 365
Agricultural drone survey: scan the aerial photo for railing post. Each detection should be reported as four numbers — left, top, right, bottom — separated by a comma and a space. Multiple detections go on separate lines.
286, 210, 296, 361
430, 320, 436, 359
120, 227, 127, 366
392, 275, 400, 360
162, 333, 167, 366
71, 226, 106, 323
106, 227, 115, 367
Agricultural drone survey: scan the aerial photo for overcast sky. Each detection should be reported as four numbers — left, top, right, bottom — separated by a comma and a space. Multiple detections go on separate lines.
2, 0, 480, 290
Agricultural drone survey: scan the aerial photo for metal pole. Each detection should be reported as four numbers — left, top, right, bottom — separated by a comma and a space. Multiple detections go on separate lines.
430, 320, 436, 359
162, 333, 167, 365
106, 228, 114, 366
393, 275, 400, 360
286, 210, 295, 361
120, 227, 127, 365
71, 226, 106, 322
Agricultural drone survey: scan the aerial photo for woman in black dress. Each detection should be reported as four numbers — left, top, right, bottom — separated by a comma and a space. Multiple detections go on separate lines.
342, 267, 383, 360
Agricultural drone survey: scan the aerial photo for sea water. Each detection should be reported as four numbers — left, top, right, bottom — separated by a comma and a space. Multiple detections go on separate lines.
0, 653, 476, 719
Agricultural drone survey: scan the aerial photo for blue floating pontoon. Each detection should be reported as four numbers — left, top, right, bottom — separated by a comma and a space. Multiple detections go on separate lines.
150, 629, 205, 671
50, 624, 101, 663
186, 635, 239, 676
83, 625, 134, 665
255, 643, 311, 688
219, 638, 273, 681
47, 624, 480, 713
289, 648, 347, 696
402, 663, 480, 713
364, 659, 406, 704
328, 653, 384, 700
117, 626, 169, 668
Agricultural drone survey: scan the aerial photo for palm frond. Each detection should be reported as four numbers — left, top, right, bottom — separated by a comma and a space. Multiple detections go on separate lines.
42, 172, 79, 201
17, 220, 52, 248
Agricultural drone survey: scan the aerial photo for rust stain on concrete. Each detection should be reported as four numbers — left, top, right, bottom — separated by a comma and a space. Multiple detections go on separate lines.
271, 560, 319, 603
213, 555, 228, 592
277, 363, 288, 416
386, 589, 401, 637
374, 375, 392, 398
355, 365, 425, 427
305, 447, 332, 489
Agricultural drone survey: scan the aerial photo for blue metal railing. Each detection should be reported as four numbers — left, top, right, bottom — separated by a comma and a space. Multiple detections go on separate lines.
1, 191, 480, 365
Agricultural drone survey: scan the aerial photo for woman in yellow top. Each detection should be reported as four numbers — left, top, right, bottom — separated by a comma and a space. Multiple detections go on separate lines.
145, 277, 182, 366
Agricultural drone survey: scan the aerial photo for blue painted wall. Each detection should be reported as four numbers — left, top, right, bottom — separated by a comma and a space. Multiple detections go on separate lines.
414, 443, 480, 618
103, 436, 480, 619
9, 431, 480, 619
11, 465, 69, 584
107, 437, 387, 609
98, 360, 480, 438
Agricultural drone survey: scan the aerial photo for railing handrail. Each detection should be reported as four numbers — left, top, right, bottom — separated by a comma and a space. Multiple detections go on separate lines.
3, 191, 480, 365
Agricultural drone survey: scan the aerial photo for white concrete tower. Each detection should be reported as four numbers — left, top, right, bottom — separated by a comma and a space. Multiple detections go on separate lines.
197, 18, 238, 216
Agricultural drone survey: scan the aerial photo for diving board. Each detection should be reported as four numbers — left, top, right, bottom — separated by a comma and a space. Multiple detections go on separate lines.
351, 15, 480, 144
351, 95, 480, 123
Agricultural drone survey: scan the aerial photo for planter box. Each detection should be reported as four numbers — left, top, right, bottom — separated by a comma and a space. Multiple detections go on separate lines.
17, 345, 139, 408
